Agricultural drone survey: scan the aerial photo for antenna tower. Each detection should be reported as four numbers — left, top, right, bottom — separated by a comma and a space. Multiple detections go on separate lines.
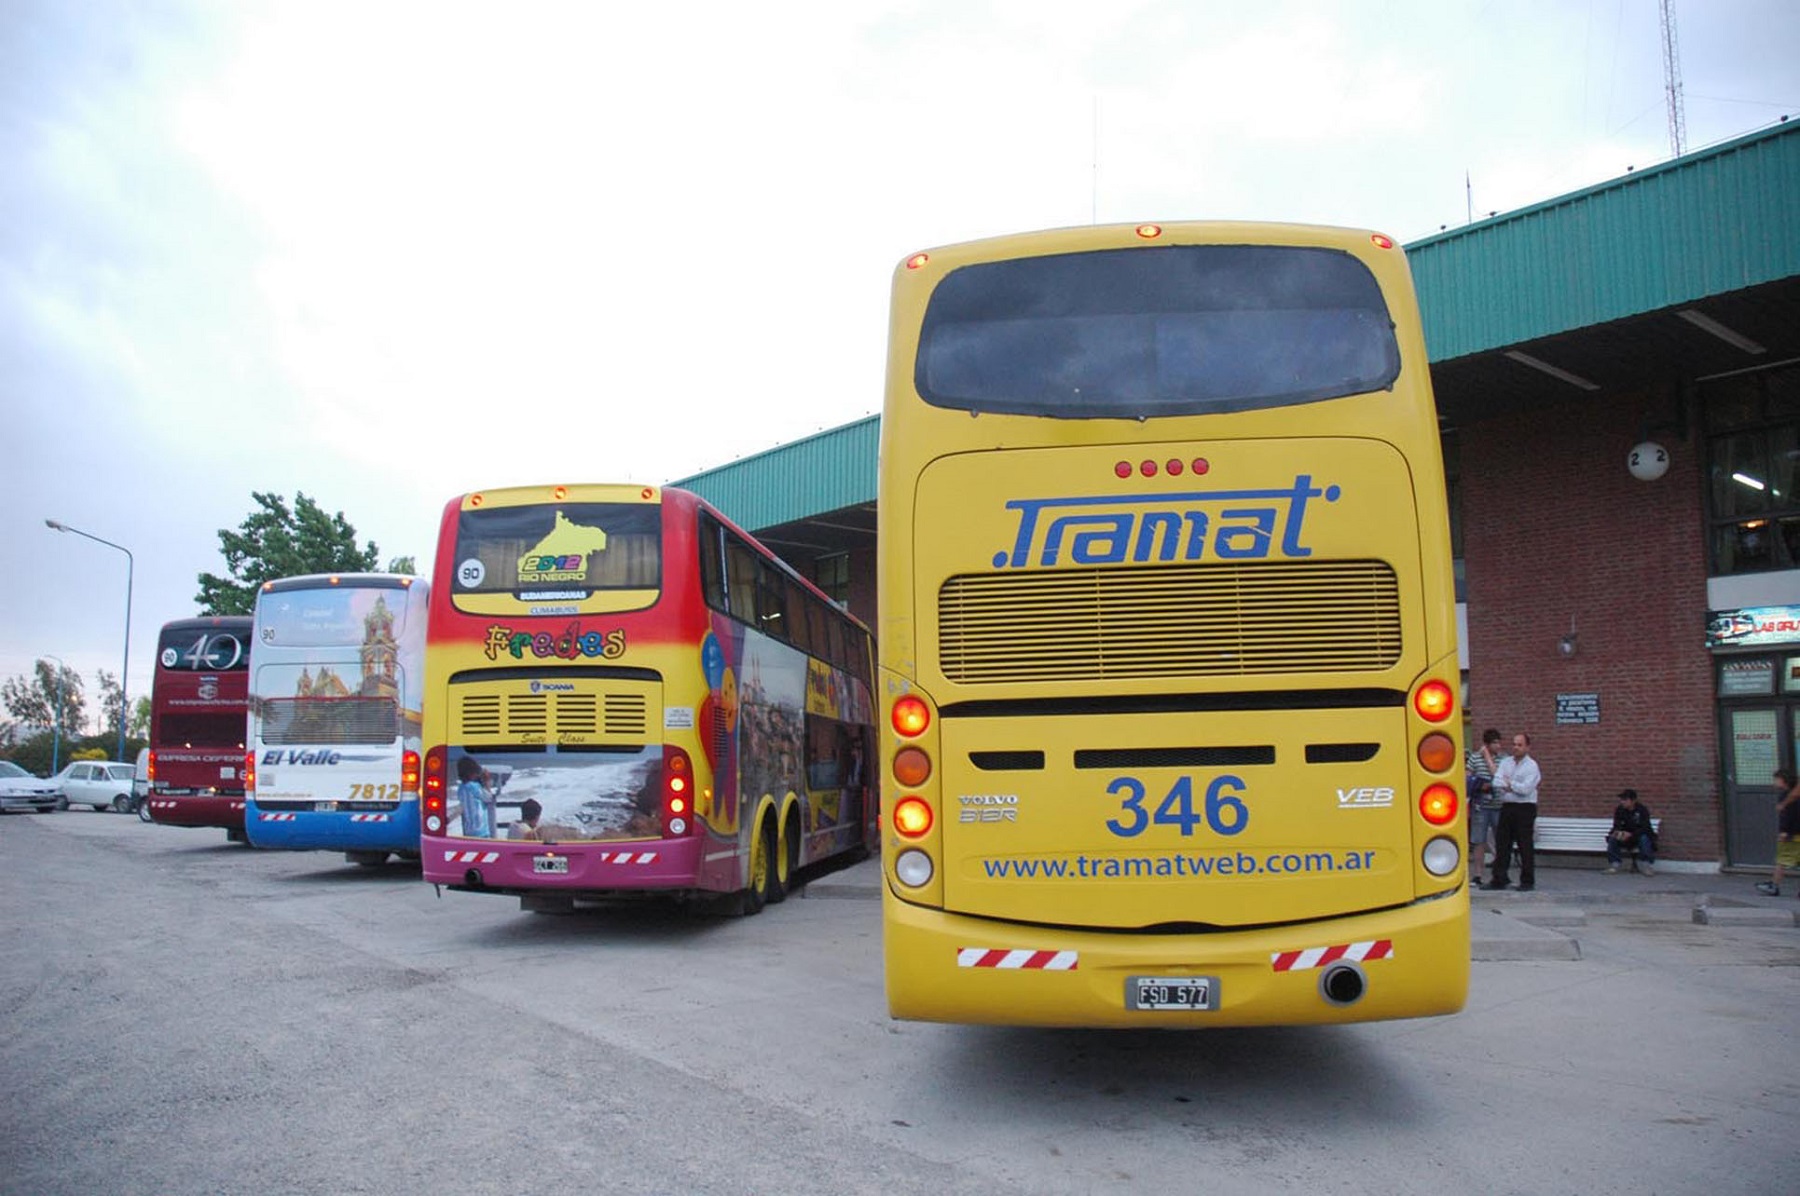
1659, 0, 1687, 156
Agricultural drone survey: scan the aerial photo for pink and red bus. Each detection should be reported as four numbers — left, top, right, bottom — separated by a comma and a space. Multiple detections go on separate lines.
143, 616, 251, 839
420, 484, 876, 913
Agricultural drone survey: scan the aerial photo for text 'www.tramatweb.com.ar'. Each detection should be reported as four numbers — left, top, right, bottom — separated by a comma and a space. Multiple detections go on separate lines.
979, 848, 1379, 880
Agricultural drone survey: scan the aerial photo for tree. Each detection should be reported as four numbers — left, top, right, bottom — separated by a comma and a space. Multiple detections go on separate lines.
196, 492, 381, 615
386, 555, 417, 575
131, 696, 151, 739
96, 669, 126, 743
1, 659, 87, 736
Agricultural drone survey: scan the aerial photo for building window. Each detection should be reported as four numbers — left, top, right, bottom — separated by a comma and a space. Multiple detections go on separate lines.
1704, 363, 1800, 576
814, 553, 850, 606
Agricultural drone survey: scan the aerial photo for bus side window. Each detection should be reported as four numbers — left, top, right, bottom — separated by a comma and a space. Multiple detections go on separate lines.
725, 536, 758, 624
697, 515, 726, 614
755, 560, 788, 640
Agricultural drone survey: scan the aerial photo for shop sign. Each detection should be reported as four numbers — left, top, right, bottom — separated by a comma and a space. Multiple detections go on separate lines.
1705, 606, 1800, 650
1719, 658, 1775, 696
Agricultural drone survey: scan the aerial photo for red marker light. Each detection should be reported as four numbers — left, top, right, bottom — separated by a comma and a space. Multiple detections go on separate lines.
1414, 680, 1455, 723
905, 253, 930, 270
1140, 460, 1157, 477
1114, 461, 1132, 478
892, 695, 930, 737
1371, 233, 1395, 249
1136, 224, 1163, 239
1166, 459, 1184, 476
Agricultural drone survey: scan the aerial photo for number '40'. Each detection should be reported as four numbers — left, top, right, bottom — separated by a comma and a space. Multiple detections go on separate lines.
1105, 775, 1250, 838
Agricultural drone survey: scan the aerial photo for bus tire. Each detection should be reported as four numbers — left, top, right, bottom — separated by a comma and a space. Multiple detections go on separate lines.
347, 851, 388, 867
769, 810, 798, 905
138, 800, 154, 823
742, 817, 777, 916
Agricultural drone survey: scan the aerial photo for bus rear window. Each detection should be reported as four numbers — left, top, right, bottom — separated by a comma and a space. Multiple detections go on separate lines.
915, 244, 1400, 418
453, 504, 661, 599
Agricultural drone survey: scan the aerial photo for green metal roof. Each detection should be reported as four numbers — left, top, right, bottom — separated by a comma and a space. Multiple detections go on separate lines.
670, 414, 878, 531
676, 121, 1800, 532
1406, 119, 1800, 362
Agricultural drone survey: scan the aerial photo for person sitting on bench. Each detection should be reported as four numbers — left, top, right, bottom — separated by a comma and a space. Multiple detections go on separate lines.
1605, 788, 1656, 875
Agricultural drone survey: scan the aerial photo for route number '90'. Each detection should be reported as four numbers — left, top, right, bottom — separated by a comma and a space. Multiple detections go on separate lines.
1105, 775, 1249, 838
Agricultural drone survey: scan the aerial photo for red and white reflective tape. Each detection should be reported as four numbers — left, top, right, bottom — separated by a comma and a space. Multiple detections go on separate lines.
956, 947, 1079, 971
349, 813, 391, 822
598, 851, 658, 864
1270, 939, 1393, 972
258, 813, 298, 822
442, 850, 500, 864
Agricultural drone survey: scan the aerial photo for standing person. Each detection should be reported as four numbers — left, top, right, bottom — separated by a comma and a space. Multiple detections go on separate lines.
1604, 788, 1657, 875
1482, 731, 1541, 892
1466, 728, 1504, 885
455, 754, 495, 839
1754, 769, 1800, 897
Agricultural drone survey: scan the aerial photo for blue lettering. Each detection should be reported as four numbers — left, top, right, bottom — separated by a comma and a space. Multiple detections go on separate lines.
994, 478, 1337, 570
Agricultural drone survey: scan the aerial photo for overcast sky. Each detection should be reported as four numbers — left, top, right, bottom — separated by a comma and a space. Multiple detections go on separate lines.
3, 0, 1797, 734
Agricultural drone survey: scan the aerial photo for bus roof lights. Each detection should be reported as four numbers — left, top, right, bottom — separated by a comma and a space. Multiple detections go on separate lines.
894, 796, 933, 837
1135, 224, 1162, 239
892, 695, 930, 737
553, 486, 568, 500
905, 252, 930, 270
1370, 233, 1395, 249
1413, 680, 1455, 723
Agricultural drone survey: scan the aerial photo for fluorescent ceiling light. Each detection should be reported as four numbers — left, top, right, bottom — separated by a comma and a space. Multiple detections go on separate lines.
1732, 472, 1766, 491
1678, 309, 1766, 355
1503, 350, 1599, 391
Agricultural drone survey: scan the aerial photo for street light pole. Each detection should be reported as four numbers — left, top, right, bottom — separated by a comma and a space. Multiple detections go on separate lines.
44, 654, 65, 774
45, 520, 134, 763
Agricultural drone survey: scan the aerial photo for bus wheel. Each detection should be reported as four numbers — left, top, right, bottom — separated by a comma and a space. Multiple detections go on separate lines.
227, 827, 247, 844
742, 818, 777, 916
137, 801, 153, 823
346, 851, 388, 867
769, 811, 798, 904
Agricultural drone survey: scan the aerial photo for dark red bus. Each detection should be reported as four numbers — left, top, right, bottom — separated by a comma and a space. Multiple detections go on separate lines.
144, 616, 251, 840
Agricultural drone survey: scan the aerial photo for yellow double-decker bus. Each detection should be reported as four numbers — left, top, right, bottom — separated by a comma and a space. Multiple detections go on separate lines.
878, 221, 1466, 1027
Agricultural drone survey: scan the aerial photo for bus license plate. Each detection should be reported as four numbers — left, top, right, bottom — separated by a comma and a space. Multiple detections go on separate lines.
533, 856, 568, 875
1128, 976, 1217, 1011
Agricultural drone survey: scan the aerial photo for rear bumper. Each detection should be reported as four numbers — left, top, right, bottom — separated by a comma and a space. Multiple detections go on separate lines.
883, 883, 1469, 1027
143, 795, 246, 829
247, 805, 420, 853
422, 833, 710, 895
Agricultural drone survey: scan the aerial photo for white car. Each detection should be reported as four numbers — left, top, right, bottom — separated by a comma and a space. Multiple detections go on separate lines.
0, 760, 61, 813
51, 761, 139, 813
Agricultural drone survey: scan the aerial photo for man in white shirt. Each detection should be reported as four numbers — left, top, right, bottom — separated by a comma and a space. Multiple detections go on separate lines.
1481, 731, 1542, 892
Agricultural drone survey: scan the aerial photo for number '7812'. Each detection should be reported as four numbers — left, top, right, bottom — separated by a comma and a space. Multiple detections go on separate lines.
1104, 774, 1249, 838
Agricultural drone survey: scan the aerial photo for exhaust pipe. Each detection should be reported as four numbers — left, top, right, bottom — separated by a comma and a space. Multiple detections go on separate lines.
1320, 962, 1367, 1006
464, 868, 485, 888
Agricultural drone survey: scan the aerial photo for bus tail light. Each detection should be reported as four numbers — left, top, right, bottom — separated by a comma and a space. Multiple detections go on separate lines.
1413, 680, 1455, 723
243, 751, 257, 793
147, 749, 157, 785
893, 747, 931, 787
662, 746, 696, 836
893, 796, 933, 838
1420, 783, 1458, 826
891, 695, 930, 738
401, 750, 420, 794
422, 746, 447, 834
1416, 732, 1457, 773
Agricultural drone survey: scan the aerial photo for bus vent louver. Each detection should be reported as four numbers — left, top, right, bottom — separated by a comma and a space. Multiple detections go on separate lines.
938, 560, 1402, 683
454, 692, 648, 739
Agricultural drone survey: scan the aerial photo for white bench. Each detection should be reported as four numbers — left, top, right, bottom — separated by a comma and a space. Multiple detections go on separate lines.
1533, 815, 1662, 864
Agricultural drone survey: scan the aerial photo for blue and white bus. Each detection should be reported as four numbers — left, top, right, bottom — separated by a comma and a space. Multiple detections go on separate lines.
246, 573, 429, 865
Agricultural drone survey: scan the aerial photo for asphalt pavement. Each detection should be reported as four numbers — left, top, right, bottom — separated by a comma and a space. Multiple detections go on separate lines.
802, 854, 1799, 962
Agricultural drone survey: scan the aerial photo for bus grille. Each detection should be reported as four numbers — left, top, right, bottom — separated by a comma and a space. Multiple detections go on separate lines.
938, 560, 1402, 683
456, 692, 649, 739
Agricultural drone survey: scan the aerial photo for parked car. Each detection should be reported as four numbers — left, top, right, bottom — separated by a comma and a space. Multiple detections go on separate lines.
51, 761, 139, 813
0, 760, 61, 814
